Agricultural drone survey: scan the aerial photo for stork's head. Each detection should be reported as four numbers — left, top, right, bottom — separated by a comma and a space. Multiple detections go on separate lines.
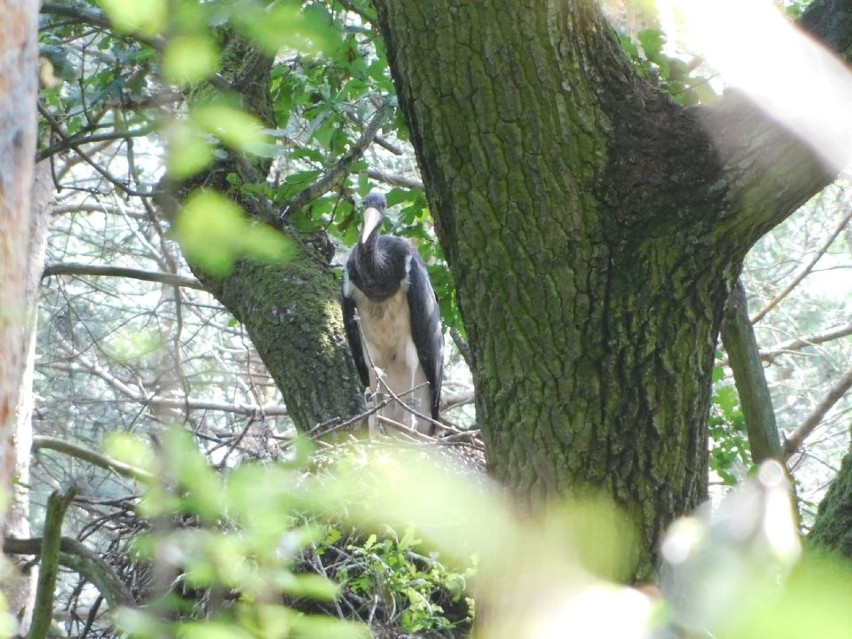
359, 191, 387, 245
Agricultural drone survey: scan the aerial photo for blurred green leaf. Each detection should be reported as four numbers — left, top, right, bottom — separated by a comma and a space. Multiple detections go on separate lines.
233, 2, 334, 56
162, 34, 220, 85
724, 554, 852, 639
98, 0, 167, 36
167, 119, 215, 179
176, 621, 255, 639
104, 433, 157, 477
191, 105, 270, 156
174, 190, 294, 276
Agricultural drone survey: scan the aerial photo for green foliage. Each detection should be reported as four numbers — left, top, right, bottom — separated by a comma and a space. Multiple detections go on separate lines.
174, 190, 295, 276
106, 430, 367, 638
98, 0, 167, 37
104, 431, 473, 638
723, 553, 852, 639
709, 369, 752, 485
619, 28, 718, 106
339, 527, 474, 633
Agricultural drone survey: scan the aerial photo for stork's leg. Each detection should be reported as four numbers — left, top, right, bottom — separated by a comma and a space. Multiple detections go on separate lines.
409, 364, 417, 430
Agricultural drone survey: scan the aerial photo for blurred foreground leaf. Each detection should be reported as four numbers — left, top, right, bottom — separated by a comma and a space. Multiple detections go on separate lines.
174, 190, 294, 276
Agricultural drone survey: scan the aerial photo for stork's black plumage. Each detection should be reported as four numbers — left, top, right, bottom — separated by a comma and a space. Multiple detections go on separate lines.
342, 191, 443, 434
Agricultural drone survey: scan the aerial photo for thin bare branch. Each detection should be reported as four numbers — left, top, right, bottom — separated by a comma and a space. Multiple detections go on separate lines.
38, 103, 154, 197
37, 124, 156, 162
366, 168, 423, 190
32, 436, 154, 482
43, 262, 206, 290
717, 321, 852, 367
282, 104, 391, 216
783, 365, 852, 459
751, 207, 852, 324
3, 535, 136, 609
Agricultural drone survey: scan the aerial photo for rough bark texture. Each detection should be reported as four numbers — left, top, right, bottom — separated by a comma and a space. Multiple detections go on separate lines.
373, 0, 848, 578
2, 163, 53, 633
165, 33, 364, 432
0, 0, 39, 538
809, 447, 852, 559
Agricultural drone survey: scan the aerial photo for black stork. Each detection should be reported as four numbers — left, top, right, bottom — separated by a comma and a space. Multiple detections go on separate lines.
342, 191, 443, 435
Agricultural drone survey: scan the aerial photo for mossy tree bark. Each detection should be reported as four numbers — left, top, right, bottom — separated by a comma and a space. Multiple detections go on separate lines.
162, 33, 364, 433
373, 0, 849, 578
809, 446, 852, 559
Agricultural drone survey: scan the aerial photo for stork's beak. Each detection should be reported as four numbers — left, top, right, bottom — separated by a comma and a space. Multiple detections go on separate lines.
360, 206, 384, 244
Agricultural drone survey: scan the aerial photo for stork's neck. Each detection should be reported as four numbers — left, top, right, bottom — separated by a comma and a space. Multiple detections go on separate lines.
357, 229, 382, 266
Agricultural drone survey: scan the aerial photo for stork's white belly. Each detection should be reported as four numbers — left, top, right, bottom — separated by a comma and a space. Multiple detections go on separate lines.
351, 285, 430, 433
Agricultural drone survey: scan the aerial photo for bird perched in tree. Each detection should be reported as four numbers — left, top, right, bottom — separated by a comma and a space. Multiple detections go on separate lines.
342, 191, 443, 435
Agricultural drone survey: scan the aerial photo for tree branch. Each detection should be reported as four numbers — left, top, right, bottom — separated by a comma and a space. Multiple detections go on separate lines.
43, 262, 206, 290
37, 103, 154, 197
700, 0, 851, 247
32, 436, 154, 482
4, 535, 135, 609
28, 488, 76, 639
40, 2, 160, 49
750, 206, 852, 324
721, 280, 783, 463
37, 124, 157, 163
282, 103, 391, 217
39, 360, 290, 419
783, 364, 852, 459
366, 168, 423, 190
717, 321, 852, 367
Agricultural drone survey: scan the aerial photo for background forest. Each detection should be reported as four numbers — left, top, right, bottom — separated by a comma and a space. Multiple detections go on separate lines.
1, 0, 851, 638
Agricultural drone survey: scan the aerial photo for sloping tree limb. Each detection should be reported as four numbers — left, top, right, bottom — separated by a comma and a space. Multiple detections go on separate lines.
783, 365, 852, 459
717, 321, 852, 367
750, 206, 852, 324
43, 263, 206, 290
37, 124, 157, 163
721, 280, 783, 463
3, 536, 135, 610
32, 436, 153, 482
28, 488, 76, 639
281, 103, 392, 218
366, 168, 423, 190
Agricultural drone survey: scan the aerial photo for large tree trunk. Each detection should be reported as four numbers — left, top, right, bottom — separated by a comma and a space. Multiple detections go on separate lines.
809, 446, 852, 559
0, 0, 39, 531
0, 0, 41, 622
373, 0, 846, 578
162, 34, 364, 433
2, 163, 54, 633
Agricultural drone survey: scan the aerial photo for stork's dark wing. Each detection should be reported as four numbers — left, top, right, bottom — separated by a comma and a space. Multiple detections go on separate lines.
406, 253, 443, 420
342, 263, 370, 388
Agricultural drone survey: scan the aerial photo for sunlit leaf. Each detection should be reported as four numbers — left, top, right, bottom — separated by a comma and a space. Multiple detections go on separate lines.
176, 621, 255, 639
104, 433, 157, 477
724, 554, 852, 639
162, 34, 220, 85
174, 190, 294, 276
98, 0, 167, 37
104, 327, 161, 364
288, 613, 370, 639
234, 2, 334, 56
166, 119, 215, 179
163, 429, 224, 522
191, 105, 270, 156
277, 573, 340, 601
